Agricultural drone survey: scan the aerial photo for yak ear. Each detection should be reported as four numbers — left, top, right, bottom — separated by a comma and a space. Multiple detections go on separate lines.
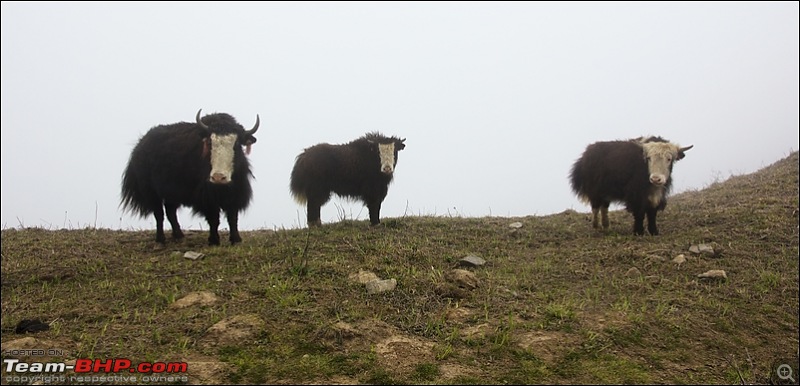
396, 138, 406, 151
201, 137, 210, 158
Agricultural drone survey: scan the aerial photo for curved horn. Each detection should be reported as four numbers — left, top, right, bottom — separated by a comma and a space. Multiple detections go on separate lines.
247, 114, 260, 136
676, 144, 693, 160
196, 109, 209, 130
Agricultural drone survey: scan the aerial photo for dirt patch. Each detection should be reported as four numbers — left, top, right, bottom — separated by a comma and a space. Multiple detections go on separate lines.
517, 331, 575, 363
170, 291, 220, 309
182, 355, 232, 385
199, 314, 265, 349
374, 335, 436, 375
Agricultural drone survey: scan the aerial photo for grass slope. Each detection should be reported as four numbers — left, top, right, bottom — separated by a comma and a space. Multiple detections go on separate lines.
2, 152, 798, 385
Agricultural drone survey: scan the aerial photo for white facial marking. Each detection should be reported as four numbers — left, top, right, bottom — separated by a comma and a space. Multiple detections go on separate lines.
209, 133, 237, 184
642, 142, 679, 187
378, 143, 396, 174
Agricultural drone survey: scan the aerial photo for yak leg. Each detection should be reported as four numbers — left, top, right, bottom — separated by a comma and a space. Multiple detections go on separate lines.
646, 207, 659, 236
306, 193, 329, 227
226, 210, 242, 244
153, 205, 166, 244
590, 200, 610, 230
164, 202, 184, 240
204, 210, 221, 246
306, 203, 322, 227
367, 200, 382, 226
632, 209, 646, 236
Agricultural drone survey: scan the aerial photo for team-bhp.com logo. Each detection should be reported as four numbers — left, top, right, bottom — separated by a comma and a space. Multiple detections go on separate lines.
4, 358, 189, 383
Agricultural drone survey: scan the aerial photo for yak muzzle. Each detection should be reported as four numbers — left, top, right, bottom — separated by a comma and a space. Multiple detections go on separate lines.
649, 174, 668, 186
210, 173, 230, 184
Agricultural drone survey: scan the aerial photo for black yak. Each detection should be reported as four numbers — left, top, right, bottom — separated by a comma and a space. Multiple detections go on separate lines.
569, 137, 693, 235
121, 109, 260, 245
290, 132, 406, 227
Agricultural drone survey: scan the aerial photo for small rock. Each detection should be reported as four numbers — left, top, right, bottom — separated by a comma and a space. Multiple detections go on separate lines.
689, 244, 715, 256
349, 270, 380, 284
672, 254, 686, 264
184, 251, 205, 260
171, 291, 219, 309
697, 270, 727, 280
626, 267, 642, 277
459, 255, 486, 267
448, 269, 479, 289
366, 279, 397, 294
509, 222, 524, 229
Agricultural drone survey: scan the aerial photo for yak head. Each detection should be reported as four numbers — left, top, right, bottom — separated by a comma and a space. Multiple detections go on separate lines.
641, 141, 693, 187
196, 109, 260, 184
366, 133, 406, 175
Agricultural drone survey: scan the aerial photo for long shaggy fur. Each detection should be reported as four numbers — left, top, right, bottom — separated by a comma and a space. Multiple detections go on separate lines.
121, 112, 256, 245
569, 137, 690, 235
289, 131, 406, 226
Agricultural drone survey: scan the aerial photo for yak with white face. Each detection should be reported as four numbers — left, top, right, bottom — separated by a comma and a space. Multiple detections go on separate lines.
290, 132, 406, 227
121, 109, 259, 245
569, 137, 692, 235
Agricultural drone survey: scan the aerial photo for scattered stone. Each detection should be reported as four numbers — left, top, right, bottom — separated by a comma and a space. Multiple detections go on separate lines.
349, 270, 380, 284
170, 291, 219, 309
689, 244, 716, 256
672, 254, 686, 265
201, 314, 264, 349
697, 270, 727, 280
459, 255, 486, 267
366, 279, 397, 294
184, 251, 205, 260
509, 222, 524, 229
448, 269, 479, 289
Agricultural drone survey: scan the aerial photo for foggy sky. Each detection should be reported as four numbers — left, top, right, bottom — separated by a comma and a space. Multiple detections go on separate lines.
2, 2, 798, 231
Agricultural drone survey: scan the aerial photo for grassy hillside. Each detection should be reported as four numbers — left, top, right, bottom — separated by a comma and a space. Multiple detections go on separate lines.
2, 152, 798, 385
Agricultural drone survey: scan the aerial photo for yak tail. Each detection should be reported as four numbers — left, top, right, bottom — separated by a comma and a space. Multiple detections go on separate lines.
120, 167, 150, 217
290, 190, 308, 205
289, 179, 308, 204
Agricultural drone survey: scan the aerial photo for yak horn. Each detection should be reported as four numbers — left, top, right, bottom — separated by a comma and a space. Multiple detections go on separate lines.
247, 114, 260, 135
196, 109, 209, 130
679, 145, 694, 152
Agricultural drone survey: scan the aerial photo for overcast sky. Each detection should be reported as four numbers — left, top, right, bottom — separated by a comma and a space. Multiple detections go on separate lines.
2, 2, 798, 232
